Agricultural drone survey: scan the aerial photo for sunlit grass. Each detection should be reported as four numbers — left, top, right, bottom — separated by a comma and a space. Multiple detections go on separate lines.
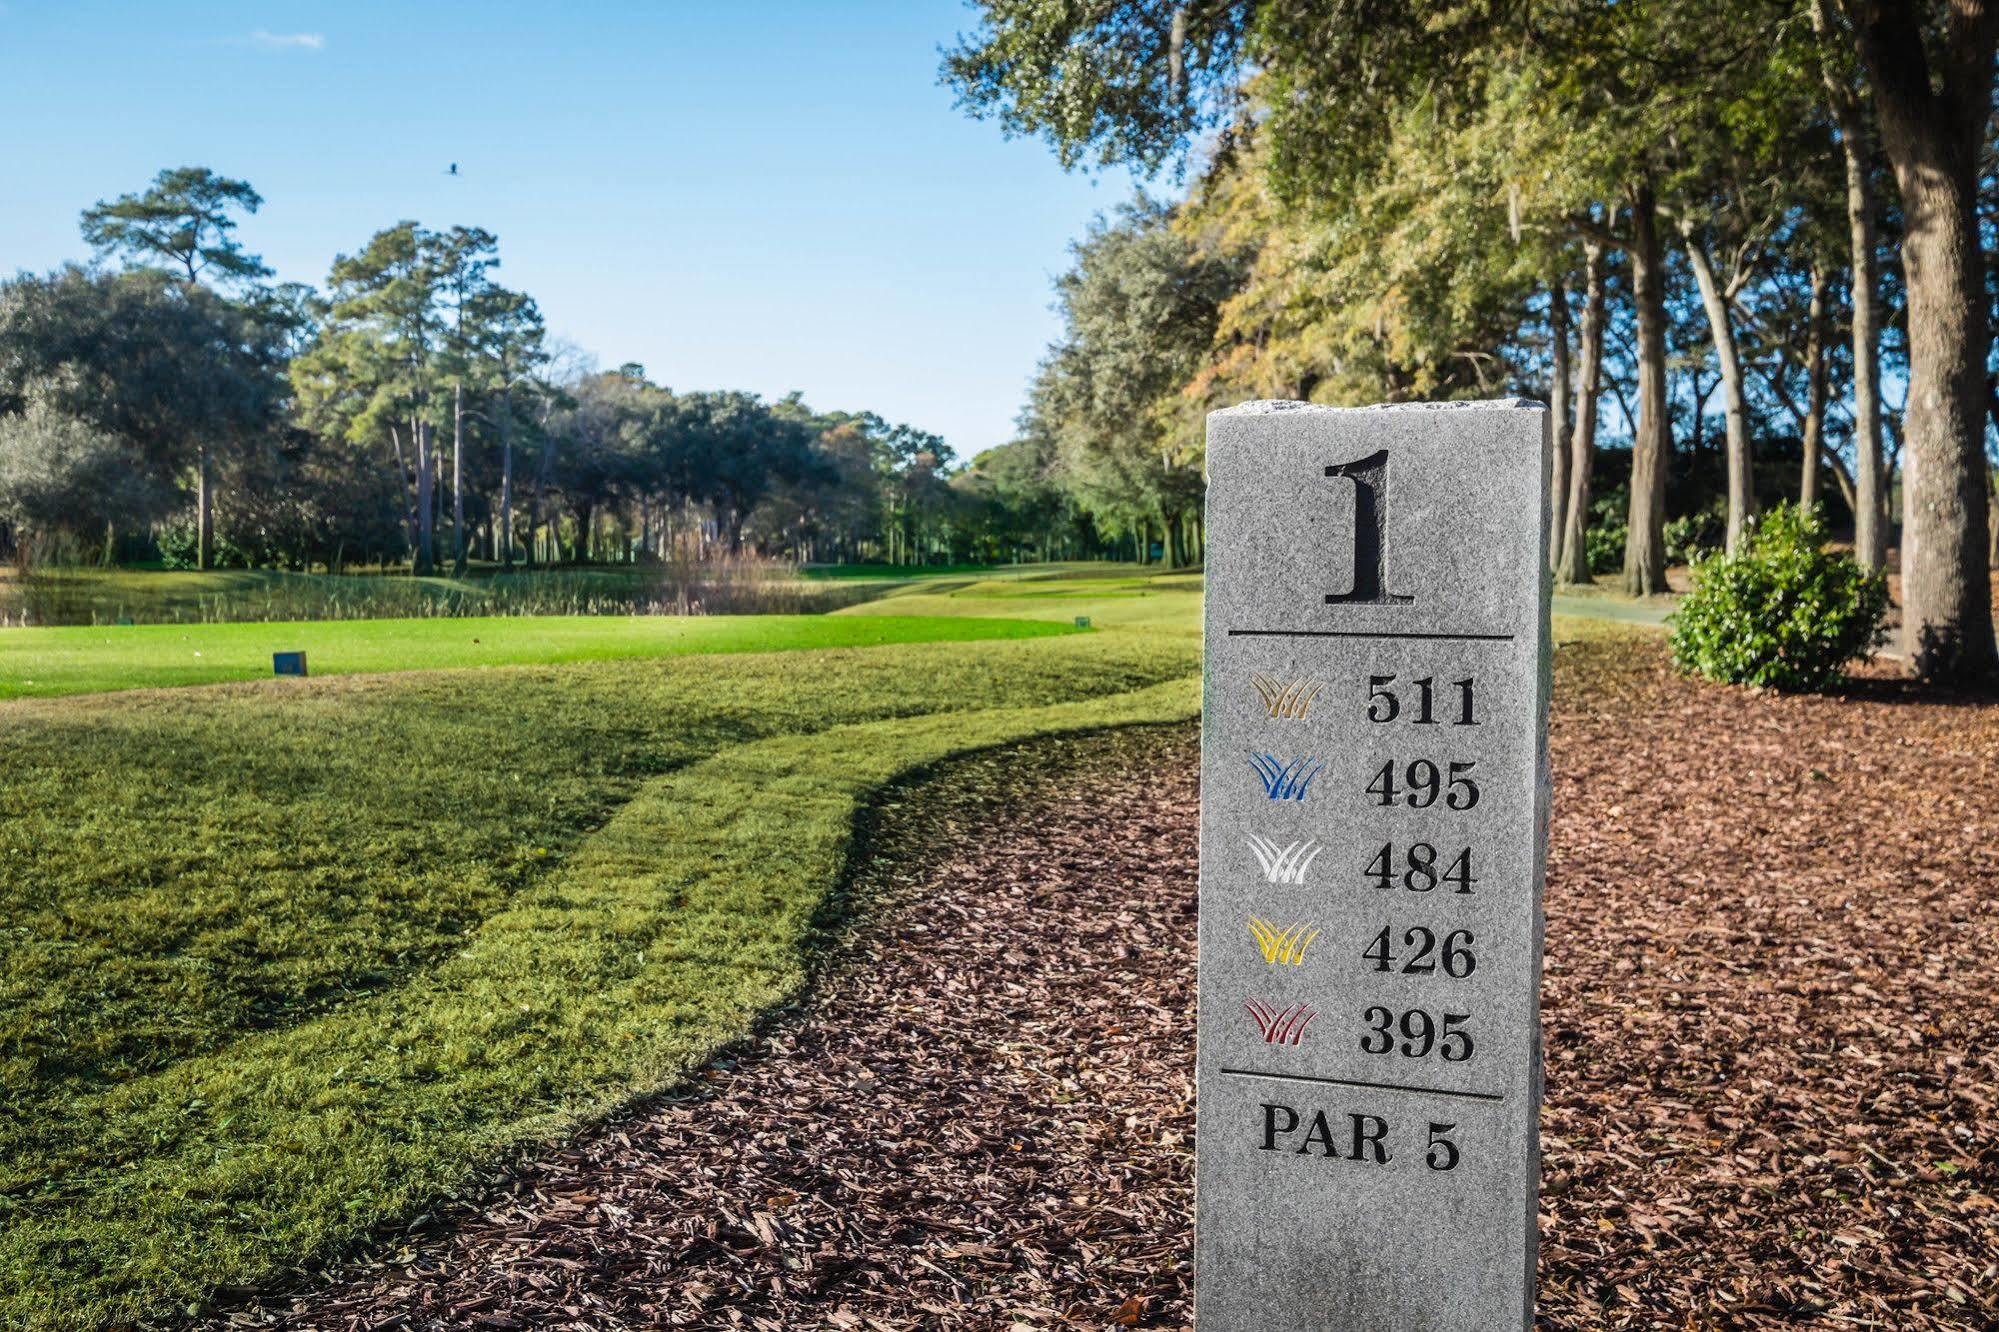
0, 613, 1073, 699
0, 598, 1198, 1329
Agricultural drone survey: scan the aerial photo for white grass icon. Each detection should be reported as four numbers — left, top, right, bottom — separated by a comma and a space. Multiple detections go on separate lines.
1245, 834, 1324, 886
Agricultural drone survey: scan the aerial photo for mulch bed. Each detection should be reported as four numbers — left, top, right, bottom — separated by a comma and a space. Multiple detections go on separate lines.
210, 639, 1998, 1331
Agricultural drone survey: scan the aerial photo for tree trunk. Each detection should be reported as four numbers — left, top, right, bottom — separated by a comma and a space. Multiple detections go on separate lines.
499, 398, 515, 570
1843, 112, 1888, 570
196, 441, 213, 571
1547, 276, 1572, 574
388, 423, 418, 555
1800, 267, 1829, 510
1680, 220, 1755, 552
1890, 157, 1997, 677
1557, 237, 1606, 586
1624, 182, 1671, 595
415, 418, 436, 575
1850, 1, 1999, 680
1815, 0, 1889, 572
451, 384, 468, 575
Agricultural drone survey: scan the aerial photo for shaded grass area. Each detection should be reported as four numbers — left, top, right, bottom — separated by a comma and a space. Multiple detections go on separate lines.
0, 567, 651, 626
0, 627, 1198, 1330
0, 613, 1072, 699
0, 565, 887, 627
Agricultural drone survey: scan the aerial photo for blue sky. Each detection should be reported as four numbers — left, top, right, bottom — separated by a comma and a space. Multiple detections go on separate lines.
0, 2, 1138, 459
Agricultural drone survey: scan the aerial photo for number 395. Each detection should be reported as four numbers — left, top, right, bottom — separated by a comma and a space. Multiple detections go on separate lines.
1361, 1007, 1473, 1062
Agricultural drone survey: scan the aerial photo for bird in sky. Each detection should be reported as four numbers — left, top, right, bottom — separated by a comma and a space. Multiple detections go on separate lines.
446, 163, 459, 176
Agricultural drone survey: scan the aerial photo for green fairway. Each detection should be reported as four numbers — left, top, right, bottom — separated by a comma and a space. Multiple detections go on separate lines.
0, 612, 1074, 699
841, 566, 1206, 633
0, 573, 1199, 1330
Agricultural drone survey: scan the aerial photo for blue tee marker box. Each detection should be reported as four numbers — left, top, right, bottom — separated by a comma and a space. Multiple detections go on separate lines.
273, 651, 308, 677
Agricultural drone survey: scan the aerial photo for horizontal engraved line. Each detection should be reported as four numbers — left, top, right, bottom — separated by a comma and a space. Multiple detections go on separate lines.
1227, 628, 1515, 642
1219, 1066, 1504, 1104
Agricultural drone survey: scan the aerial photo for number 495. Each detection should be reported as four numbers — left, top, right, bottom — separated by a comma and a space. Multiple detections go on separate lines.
1366, 759, 1480, 809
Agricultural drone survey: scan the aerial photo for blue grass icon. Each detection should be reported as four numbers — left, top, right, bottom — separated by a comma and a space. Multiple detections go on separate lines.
1249, 752, 1323, 802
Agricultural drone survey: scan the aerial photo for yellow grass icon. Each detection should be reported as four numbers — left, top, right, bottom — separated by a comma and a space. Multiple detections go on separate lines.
1247, 917, 1320, 965
1250, 673, 1322, 719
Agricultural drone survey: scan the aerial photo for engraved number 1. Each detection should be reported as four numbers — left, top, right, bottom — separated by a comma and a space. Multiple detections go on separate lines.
1325, 449, 1413, 605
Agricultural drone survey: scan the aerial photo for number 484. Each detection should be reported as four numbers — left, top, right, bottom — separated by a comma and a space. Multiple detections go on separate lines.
1365, 842, 1476, 894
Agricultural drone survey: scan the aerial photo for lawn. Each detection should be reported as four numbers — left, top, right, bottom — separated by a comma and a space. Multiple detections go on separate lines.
0, 613, 1075, 699
0, 572, 1202, 1330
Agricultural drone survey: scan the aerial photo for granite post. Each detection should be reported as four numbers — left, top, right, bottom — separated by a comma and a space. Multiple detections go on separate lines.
1196, 399, 1551, 1330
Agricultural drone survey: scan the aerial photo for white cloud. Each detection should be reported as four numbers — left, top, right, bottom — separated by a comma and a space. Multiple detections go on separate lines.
245, 30, 324, 50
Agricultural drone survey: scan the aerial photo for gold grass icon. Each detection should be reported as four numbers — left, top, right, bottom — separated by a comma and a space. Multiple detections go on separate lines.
1250, 673, 1323, 719
1247, 917, 1320, 965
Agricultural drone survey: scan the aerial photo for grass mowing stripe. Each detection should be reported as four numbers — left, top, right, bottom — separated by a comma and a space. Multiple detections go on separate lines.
2, 633, 1191, 1153
0, 677, 1198, 1331
0, 613, 1074, 699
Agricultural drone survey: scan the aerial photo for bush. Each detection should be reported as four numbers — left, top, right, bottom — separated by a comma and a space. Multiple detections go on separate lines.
1585, 486, 1628, 575
157, 520, 247, 570
1665, 500, 1726, 565
1669, 503, 1888, 691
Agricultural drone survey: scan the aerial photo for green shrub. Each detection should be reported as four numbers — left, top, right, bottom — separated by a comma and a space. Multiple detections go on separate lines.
1585, 486, 1628, 575
1669, 503, 1888, 691
1665, 500, 1726, 565
156, 521, 247, 571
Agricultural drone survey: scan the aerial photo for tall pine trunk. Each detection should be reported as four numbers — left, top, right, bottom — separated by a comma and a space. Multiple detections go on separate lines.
1547, 276, 1572, 574
415, 418, 436, 575
196, 441, 213, 571
1624, 182, 1671, 595
388, 423, 419, 555
1557, 237, 1606, 586
451, 384, 467, 575
499, 396, 515, 570
1681, 220, 1755, 553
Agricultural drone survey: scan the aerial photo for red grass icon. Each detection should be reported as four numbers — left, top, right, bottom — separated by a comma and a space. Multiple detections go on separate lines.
1243, 998, 1317, 1046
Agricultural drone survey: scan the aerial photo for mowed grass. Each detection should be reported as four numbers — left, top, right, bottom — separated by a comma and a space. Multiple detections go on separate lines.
0, 613, 1073, 699
0, 575, 1200, 1330
841, 566, 1205, 634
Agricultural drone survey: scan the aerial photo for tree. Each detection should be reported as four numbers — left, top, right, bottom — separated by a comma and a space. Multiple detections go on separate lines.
1828, 0, 1999, 682
0, 266, 285, 564
1029, 197, 1243, 565
81, 166, 274, 566
80, 167, 272, 287
675, 390, 826, 551
309, 222, 448, 573
0, 392, 169, 562
1557, 233, 1609, 585
435, 226, 500, 574
463, 285, 546, 568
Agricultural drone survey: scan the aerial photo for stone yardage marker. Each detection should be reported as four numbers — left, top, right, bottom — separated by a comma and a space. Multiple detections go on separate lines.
1197, 399, 1551, 1330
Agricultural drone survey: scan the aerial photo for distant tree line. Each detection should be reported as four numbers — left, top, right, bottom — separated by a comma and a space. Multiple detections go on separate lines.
951, 0, 1999, 683
0, 169, 1119, 577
